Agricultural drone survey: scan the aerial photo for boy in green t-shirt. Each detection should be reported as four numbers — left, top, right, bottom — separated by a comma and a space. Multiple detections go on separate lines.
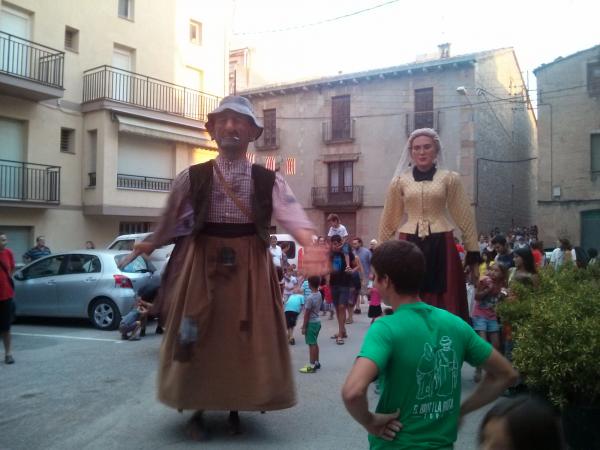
342, 240, 517, 450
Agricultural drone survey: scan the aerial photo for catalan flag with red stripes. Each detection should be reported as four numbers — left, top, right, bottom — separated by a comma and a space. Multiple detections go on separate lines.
265, 155, 276, 171
246, 152, 255, 164
285, 157, 296, 175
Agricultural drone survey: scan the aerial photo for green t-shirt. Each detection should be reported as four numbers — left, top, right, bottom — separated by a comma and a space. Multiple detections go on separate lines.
358, 302, 492, 450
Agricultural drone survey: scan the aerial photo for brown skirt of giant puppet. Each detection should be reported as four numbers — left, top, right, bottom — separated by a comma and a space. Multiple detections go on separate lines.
157, 234, 296, 411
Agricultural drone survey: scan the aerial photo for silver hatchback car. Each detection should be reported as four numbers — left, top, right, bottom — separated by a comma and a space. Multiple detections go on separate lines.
12, 250, 154, 330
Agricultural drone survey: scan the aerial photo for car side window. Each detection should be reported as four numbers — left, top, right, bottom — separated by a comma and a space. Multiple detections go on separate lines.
22, 256, 65, 279
65, 255, 101, 274
110, 240, 135, 251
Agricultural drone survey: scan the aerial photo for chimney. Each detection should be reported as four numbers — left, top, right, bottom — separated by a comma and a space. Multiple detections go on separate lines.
438, 43, 450, 59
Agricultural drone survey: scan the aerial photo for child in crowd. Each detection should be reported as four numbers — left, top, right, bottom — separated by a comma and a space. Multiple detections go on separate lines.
366, 275, 382, 324
479, 396, 565, 450
284, 288, 304, 345
299, 276, 323, 373
326, 213, 351, 269
472, 264, 508, 382
318, 277, 334, 319
282, 266, 298, 303
119, 285, 156, 340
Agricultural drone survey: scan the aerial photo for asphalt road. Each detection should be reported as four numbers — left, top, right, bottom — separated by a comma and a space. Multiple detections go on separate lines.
1, 312, 492, 450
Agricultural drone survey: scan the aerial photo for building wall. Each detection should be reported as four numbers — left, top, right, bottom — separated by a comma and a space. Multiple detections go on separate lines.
535, 45, 600, 247
0, 0, 227, 254
473, 50, 538, 234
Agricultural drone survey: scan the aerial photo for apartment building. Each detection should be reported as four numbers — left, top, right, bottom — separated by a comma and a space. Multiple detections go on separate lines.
237, 46, 537, 239
535, 44, 600, 249
0, 0, 227, 260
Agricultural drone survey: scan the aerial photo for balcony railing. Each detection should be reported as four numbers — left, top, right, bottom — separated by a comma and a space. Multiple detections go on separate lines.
322, 118, 356, 144
406, 110, 441, 136
254, 127, 280, 150
0, 159, 60, 204
0, 31, 64, 88
117, 173, 172, 192
311, 185, 364, 209
83, 65, 220, 122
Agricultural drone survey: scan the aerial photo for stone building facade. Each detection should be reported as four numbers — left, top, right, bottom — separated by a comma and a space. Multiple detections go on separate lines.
239, 47, 537, 240
0, 0, 227, 260
534, 45, 600, 250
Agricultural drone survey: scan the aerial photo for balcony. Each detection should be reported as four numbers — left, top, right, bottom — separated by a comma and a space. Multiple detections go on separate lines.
0, 159, 60, 204
406, 110, 441, 136
322, 118, 356, 144
117, 173, 172, 192
0, 31, 64, 101
311, 185, 363, 210
253, 127, 280, 151
83, 65, 220, 122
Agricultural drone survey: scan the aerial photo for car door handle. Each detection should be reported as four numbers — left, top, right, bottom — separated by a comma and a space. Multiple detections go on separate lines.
46, 280, 56, 285
84, 278, 97, 282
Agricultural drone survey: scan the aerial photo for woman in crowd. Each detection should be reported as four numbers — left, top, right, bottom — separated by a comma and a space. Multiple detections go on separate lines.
378, 128, 479, 320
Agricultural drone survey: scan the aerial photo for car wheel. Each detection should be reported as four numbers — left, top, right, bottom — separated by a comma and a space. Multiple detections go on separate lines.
89, 298, 121, 330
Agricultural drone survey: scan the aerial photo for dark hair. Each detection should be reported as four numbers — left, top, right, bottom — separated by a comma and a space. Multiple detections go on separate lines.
330, 234, 342, 243
479, 396, 565, 450
327, 213, 340, 222
36, 235, 45, 242
531, 240, 544, 251
352, 237, 363, 246
308, 275, 320, 290
491, 234, 507, 246
371, 240, 425, 296
383, 307, 394, 315
559, 238, 572, 250
588, 248, 598, 258
137, 284, 159, 303
513, 247, 537, 274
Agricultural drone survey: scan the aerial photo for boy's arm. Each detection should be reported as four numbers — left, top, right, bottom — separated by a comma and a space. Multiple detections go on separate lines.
460, 349, 518, 418
342, 358, 402, 441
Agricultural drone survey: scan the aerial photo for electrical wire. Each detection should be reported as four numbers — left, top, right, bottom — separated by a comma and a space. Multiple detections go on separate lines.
233, 0, 402, 35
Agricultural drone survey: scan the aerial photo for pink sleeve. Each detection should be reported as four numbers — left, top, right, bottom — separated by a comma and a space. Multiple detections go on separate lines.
272, 173, 315, 235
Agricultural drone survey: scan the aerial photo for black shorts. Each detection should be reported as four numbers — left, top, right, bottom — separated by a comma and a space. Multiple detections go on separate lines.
331, 285, 350, 307
0, 298, 14, 333
285, 311, 299, 328
368, 305, 383, 319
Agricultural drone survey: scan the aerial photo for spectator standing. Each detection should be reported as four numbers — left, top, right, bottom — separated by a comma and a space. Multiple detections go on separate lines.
492, 234, 514, 268
23, 236, 51, 263
369, 239, 378, 253
367, 276, 382, 324
85, 240, 95, 249
530, 241, 545, 267
282, 267, 298, 303
550, 238, 577, 270
269, 235, 283, 281
329, 234, 355, 345
327, 213, 351, 268
351, 237, 372, 314
0, 232, 16, 364
299, 276, 323, 373
341, 240, 517, 449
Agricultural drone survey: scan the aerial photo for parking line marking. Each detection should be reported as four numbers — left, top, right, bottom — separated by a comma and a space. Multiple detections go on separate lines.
12, 332, 124, 343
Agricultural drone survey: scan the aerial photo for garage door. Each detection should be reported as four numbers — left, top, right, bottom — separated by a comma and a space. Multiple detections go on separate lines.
0, 226, 32, 267
581, 210, 600, 251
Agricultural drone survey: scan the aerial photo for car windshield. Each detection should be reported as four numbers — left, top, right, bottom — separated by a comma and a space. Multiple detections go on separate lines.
109, 239, 135, 251
114, 255, 150, 273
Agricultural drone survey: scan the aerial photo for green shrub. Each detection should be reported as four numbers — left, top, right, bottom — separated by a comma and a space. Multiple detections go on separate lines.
497, 264, 600, 408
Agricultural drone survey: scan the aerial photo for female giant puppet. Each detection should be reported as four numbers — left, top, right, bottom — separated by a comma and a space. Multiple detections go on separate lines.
378, 128, 479, 320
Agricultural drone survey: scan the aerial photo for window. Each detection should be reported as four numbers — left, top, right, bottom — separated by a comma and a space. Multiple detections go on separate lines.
588, 62, 600, 96
414, 88, 434, 129
87, 130, 97, 187
118, 0, 133, 20
263, 109, 277, 148
65, 254, 101, 274
119, 222, 152, 235
22, 255, 65, 280
60, 128, 75, 153
592, 134, 600, 173
189, 20, 202, 45
115, 255, 150, 274
64, 26, 79, 52
331, 95, 351, 140
328, 161, 354, 194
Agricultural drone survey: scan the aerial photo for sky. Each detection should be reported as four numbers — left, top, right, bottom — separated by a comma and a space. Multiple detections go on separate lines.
230, 0, 599, 98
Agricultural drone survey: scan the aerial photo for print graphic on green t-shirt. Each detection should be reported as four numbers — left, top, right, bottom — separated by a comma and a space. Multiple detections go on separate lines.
412, 336, 459, 420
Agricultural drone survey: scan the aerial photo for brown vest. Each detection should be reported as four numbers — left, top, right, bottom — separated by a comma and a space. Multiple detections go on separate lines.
188, 160, 276, 246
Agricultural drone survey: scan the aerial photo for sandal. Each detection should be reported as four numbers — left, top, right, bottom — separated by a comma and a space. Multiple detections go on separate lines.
336, 338, 345, 345
331, 333, 348, 339
345, 319, 353, 324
